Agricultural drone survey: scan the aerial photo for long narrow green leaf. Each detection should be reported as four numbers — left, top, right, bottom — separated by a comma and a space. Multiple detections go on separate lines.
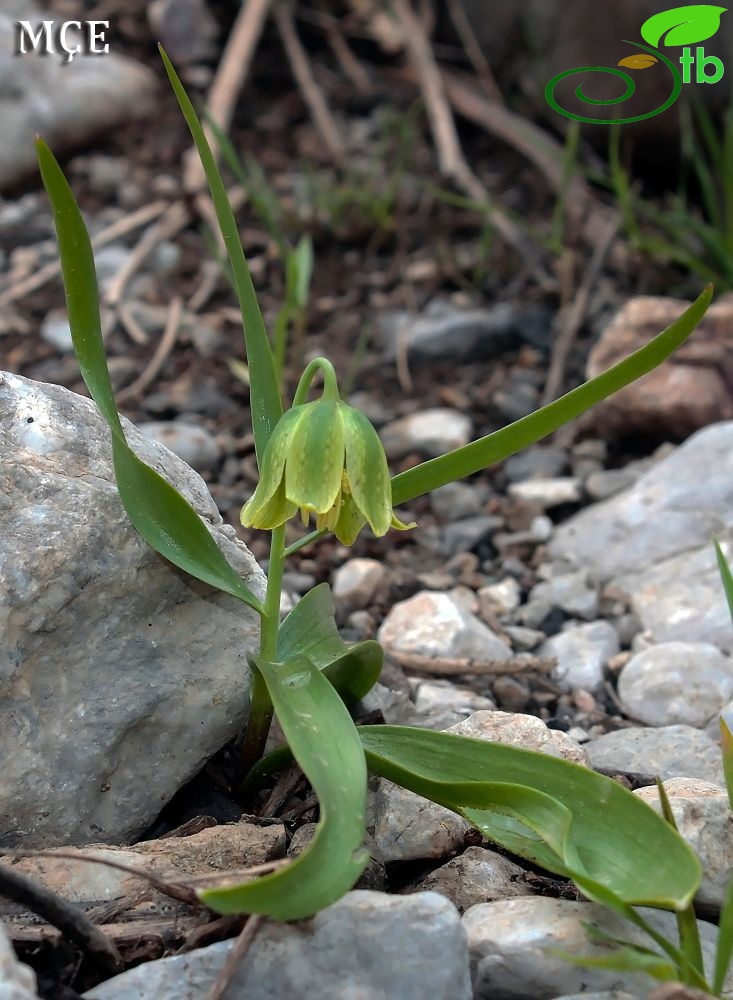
391, 287, 712, 504
198, 654, 369, 918
277, 584, 382, 702
359, 726, 701, 909
713, 875, 733, 994
160, 46, 282, 462
36, 139, 263, 613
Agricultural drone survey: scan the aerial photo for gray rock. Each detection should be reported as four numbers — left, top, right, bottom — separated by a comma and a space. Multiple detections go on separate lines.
503, 626, 545, 652
413, 680, 495, 719
39, 311, 74, 353
0, 2, 156, 190
464, 897, 728, 999
380, 409, 472, 459
370, 780, 470, 863
618, 643, 733, 727
430, 482, 484, 522
635, 778, 733, 914
0, 372, 265, 846
478, 579, 522, 615
550, 423, 733, 580
540, 620, 620, 692
553, 994, 640, 1000
0, 923, 38, 999
378, 591, 513, 664
585, 467, 641, 501
85, 891, 472, 999
138, 420, 221, 471
411, 846, 536, 913
585, 726, 725, 786
619, 544, 733, 650
530, 570, 599, 620
447, 711, 589, 766
508, 477, 581, 508
441, 515, 501, 556
332, 558, 389, 609
379, 299, 520, 364
503, 446, 568, 483
147, 0, 219, 66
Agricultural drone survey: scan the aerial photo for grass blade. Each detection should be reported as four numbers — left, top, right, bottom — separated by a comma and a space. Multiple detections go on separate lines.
391, 286, 712, 504
199, 654, 369, 918
36, 139, 263, 612
713, 874, 733, 994
160, 46, 282, 463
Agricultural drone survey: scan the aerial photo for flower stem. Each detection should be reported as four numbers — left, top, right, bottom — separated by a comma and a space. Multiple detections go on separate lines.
240, 523, 286, 780
293, 357, 339, 405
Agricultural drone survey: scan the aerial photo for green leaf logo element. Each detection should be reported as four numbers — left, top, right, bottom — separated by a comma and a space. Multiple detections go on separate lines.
640, 4, 726, 46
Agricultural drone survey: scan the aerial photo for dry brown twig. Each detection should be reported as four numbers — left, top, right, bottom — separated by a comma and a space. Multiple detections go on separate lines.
446, 0, 503, 102
541, 218, 619, 407
183, 0, 275, 194
104, 201, 190, 308
387, 650, 556, 676
207, 914, 265, 1000
275, 2, 346, 162
117, 295, 184, 403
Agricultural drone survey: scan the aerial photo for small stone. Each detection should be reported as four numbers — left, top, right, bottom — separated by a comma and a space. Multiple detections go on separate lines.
530, 514, 554, 541
494, 378, 539, 421
370, 781, 470, 862
508, 477, 582, 508
332, 558, 388, 609
150, 240, 182, 275
138, 421, 221, 471
478, 578, 522, 615
530, 570, 599, 620
411, 846, 535, 913
40, 311, 74, 352
447, 711, 589, 766
430, 482, 484, 522
635, 778, 733, 914
503, 446, 568, 482
503, 626, 545, 651
379, 299, 520, 364
147, 0, 219, 65
414, 680, 495, 718
380, 408, 472, 459
378, 591, 512, 664
618, 642, 733, 728
464, 897, 727, 999
85, 890, 472, 1000
540, 620, 620, 692
492, 676, 531, 711
585, 467, 640, 500
441, 516, 501, 557
585, 726, 726, 786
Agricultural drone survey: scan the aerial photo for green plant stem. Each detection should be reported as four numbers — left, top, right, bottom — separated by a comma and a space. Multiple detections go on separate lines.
240, 524, 286, 780
293, 357, 339, 404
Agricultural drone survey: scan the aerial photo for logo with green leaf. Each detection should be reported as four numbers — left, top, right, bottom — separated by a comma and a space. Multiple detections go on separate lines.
545, 4, 727, 124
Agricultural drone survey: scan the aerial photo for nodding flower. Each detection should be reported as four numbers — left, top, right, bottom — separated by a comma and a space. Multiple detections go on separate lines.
241, 385, 414, 546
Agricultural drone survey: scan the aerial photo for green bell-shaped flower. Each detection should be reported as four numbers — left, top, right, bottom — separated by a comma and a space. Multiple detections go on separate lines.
241, 390, 414, 546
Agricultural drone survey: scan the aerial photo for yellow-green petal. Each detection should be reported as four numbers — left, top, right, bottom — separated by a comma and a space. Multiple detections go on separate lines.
341, 404, 393, 536
332, 492, 368, 546
286, 399, 345, 514
240, 406, 303, 528
241, 476, 297, 529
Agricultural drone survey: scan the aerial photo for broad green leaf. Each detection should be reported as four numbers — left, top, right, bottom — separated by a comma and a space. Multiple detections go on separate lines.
713, 874, 733, 993
359, 726, 702, 909
160, 47, 282, 463
199, 654, 369, 918
277, 584, 382, 702
640, 5, 726, 47
391, 287, 712, 505
36, 139, 263, 613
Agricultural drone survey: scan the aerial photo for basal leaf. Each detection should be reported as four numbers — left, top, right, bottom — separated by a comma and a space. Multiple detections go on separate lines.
277, 584, 382, 702
36, 139, 263, 612
359, 726, 702, 909
199, 654, 369, 918
713, 874, 733, 994
640, 5, 726, 47
391, 287, 712, 505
